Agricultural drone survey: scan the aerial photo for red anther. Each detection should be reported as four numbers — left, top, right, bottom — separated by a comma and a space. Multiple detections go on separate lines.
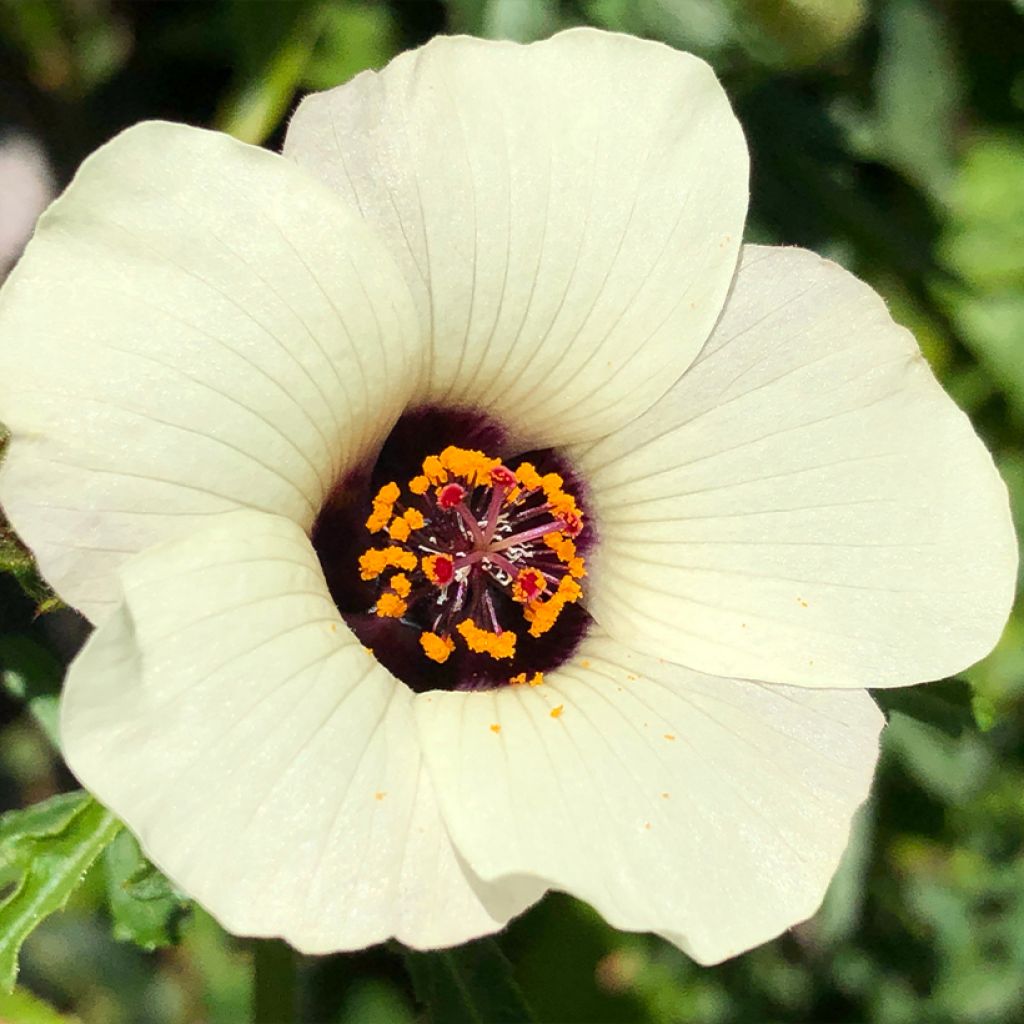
437, 483, 467, 509
490, 465, 517, 487
560, 511, 583, 537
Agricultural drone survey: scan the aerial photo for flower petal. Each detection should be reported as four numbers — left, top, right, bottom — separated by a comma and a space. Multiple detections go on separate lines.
573, 246, 1017, 688
416, 632, 882, 965
0, 121, 421, 622
284, 28, 748, 447
61, 511, 537, 952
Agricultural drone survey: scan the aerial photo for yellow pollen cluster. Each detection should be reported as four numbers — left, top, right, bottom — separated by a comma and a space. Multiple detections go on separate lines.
516, 464, 583, 527
524, 576, 584, 638
376, 592, 407, 618
359, 545, 418, 580
365, 481, 401, 533
544, 532, 587, 579
439, 446, 502, 486
510, 671, 545, 687
456, 619, 517, 659
357, 444, 588, 672
388, 507, 425, 542
420, 631, 455, 663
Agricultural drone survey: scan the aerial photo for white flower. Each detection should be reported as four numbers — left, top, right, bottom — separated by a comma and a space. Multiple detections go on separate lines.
0, 29, 1015, 965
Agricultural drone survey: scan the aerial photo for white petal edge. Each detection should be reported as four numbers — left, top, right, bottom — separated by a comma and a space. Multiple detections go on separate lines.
416, 631, 883, 965
572, 245, 1017, 688
61, 510, 539, 952
0, 121, 422, 622
285, 27, 748, 448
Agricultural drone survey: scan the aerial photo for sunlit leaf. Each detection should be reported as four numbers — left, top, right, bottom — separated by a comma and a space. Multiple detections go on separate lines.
0, 984, 81, 1024
0, 792, 121, 992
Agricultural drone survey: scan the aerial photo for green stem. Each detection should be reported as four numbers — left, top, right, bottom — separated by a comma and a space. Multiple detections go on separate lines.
253, 939, 298, 1024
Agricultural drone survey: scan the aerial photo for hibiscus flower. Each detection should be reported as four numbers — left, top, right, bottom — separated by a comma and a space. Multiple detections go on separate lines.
0, 29, 1014, 965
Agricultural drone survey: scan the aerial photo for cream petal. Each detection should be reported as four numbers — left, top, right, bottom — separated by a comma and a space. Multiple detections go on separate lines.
573, 245, 1017, 688
61, 511, 536, 952
416, 632, 883, 965
284, 28, 748, 447
0, 121, 422, 622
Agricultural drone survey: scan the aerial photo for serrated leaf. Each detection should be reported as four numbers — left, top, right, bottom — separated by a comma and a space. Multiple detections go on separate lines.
403, 938, 536, 1024
0, 634, 63, 749
0, 792, 121, 992
104, 830, 190, 951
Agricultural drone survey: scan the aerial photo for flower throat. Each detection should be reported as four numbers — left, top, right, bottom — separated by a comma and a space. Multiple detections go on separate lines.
312, 409, 592, 693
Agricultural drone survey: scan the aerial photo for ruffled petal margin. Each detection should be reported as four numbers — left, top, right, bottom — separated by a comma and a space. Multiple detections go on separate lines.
416, 631, 883, 965
573, 245, 1017, 688
61, 511, 539, 952
0, 121, 422, 622
285, 28, 748, 447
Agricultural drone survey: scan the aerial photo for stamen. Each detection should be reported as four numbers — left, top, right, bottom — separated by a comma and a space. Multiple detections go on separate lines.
356, 445, 587, 680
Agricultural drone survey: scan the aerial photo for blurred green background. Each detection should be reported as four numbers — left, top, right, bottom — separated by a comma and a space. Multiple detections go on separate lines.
1, 1, 1023, 1022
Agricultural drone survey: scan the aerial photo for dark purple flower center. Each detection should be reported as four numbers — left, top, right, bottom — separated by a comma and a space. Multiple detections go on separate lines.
312, 408, 594, 692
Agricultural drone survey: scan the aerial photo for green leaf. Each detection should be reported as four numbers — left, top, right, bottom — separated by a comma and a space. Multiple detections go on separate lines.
302, 1, 398, 92
0, 792, 121, 992
0, 634, 63, 749
0, 984, 82, 1024
403, 938, 536, 1024
214, 0, 325, 144
874, 0, 960, 196
104, 830, 190, 951
874, 678, 977, 738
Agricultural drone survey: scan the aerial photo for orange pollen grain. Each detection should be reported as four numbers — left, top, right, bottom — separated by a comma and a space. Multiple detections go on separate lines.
420, 631, 455, 663
376, 593, 407, 618
456, 619, 517, 659
390, 573, 412, 598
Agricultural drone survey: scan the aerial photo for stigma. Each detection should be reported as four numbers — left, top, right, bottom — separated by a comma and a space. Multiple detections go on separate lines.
357, 445, 587, 678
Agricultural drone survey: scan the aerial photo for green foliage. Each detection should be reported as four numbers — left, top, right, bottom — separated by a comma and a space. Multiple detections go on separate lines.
0, 1, 1023, 1022
0, 792, 121, 992
404, 938, 537, 1024
103, 831, 190, 952
0, 984, 81, 1024
0, 635, 62, 749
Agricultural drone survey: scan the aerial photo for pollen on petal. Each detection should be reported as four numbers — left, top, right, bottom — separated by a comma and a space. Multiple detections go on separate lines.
550, 704, 564, 719
509, 671, 544, 687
